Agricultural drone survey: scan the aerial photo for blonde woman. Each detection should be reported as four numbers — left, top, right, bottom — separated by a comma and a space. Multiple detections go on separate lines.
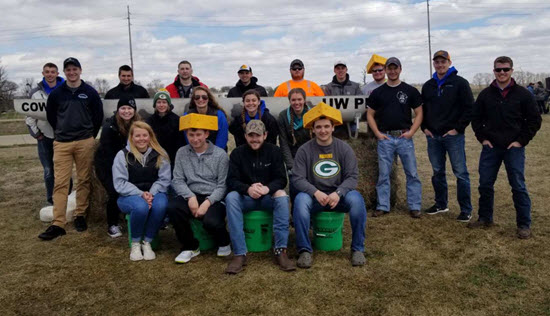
112, 121, 171, 261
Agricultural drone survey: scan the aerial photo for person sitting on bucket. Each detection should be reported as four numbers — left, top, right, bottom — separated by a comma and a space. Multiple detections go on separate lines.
291, 102, 367, 268
224, 120, 296, 274
166, 113, 231, 264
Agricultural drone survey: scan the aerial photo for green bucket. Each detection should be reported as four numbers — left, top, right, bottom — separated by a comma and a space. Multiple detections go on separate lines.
126, 214, 160, 250
244, 210, 273, 252
190, 218, 216, 251
313, 212, 345, 251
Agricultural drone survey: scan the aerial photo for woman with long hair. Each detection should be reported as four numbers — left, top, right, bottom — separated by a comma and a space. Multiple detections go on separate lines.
112, 121, 171, 261
186, 86, 229, 150
228, 89, 279, 147
146, 90, 186, 167
95, 96, 142, 238
277, 88, 312, 171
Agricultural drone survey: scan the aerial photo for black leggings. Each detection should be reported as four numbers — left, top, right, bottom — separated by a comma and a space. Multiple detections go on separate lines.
167, 195, 230, 251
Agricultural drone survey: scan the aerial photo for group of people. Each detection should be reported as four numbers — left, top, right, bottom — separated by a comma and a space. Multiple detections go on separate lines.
527, 81, 549, 114
27, 51, 541, 274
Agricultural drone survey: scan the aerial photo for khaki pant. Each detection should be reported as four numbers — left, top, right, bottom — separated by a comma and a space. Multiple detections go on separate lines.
52, 137, 95, 227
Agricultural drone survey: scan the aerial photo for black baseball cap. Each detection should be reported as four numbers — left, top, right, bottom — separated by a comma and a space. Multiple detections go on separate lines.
63, 57, 81, 69
385, 57, 401, 68
290, 59, 304, 69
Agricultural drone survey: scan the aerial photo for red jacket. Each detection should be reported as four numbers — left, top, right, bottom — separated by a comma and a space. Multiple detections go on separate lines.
165, 75, 208, 98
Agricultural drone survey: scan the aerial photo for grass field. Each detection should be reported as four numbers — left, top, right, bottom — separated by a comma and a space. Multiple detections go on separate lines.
0, 120, 28, 136
0, 118, 549, 315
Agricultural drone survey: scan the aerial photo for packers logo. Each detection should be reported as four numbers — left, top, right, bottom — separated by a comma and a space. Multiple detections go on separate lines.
313, 160, 340, 178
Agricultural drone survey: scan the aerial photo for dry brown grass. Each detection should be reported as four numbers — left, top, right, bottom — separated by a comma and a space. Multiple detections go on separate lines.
1, 118, 549, 316
0, 120, 28, 136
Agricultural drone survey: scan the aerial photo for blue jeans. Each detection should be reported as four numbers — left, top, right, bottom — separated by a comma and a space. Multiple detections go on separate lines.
477, 145, 531, 228
117, 193, 168, 242
376, 135, 422, 211
225, 191, 290, 256
426, 134, 472, 213
293, 190, 366, 253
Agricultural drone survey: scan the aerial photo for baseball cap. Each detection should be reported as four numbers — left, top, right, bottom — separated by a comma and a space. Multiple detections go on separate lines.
63, 57, 81, 69
433, 50, 451, 61
290, 59, 304, 69
238, 64, 252, 73
245, 120, 266, 135
385, 57, 401, 68
334, 60, 347, 67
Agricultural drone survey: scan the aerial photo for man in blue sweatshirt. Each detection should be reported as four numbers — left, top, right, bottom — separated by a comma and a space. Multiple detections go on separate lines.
292, 102, 367, 268
421, 50, 474, 222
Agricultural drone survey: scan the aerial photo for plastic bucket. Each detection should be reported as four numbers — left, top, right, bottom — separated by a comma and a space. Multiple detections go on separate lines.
126, 214, 160, 250
244, 210, 273, 252
313, 212, 345, 251
190, 218, 216, 251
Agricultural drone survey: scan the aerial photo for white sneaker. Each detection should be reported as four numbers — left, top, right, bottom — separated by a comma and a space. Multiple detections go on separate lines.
142, 241, 156, 260
130, 242, 143, 261
217, 245, 232, 257
174, 249, 200, 263
107, 225, 123, 238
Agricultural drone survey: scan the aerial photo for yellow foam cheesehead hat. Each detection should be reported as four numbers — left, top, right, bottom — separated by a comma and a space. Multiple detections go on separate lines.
303, 102, 343, 129
366, 54, 388, 74
179, 113, 218, 131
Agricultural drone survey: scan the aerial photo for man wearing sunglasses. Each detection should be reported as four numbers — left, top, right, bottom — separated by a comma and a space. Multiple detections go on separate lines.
470, 56, 541, 239
421, 50, 475, 222
273, 59, 324, 97
362, 54, 388, 97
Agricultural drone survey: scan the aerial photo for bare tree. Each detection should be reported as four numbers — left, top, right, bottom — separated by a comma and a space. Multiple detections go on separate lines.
361, 68, 368, 85
91, 78, 110, 97
20, 77, 35, 97
220, 86, 232, 93
0, 64, 19, 112
146, 79, 164, 96
265, 86, 275, 97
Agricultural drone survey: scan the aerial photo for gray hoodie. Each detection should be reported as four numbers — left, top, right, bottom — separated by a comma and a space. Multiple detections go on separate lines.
112, 144, 171, 196
172, 141, 229, 204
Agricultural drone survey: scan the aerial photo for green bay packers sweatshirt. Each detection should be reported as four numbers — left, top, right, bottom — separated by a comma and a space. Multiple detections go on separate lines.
291, 137, 358, 197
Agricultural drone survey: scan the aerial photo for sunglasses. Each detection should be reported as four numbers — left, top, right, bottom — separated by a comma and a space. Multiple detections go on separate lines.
372, 69, 384, 73
494, 68, 512, 73
194, 95, 208, 101
291, 67, 303, 71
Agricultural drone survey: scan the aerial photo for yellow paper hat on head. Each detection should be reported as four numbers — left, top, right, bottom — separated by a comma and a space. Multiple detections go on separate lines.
303, 102, 343, 129
366, 54, 388, 74
179, 113, 218, 131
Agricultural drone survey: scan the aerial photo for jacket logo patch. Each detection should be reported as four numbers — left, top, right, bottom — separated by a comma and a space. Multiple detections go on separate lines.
313, 159, 340, 179
78, 94, 88, 99
397, 91, 408, 104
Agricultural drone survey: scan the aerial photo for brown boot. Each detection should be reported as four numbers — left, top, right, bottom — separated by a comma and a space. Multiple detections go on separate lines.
273, 248, 296, 272
225, 255, 247, 274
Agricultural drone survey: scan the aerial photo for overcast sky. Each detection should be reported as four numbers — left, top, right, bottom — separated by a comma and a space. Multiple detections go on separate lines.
1, 0, 550, 90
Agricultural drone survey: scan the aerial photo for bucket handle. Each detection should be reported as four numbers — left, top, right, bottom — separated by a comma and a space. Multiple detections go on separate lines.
313, 215, 344, 237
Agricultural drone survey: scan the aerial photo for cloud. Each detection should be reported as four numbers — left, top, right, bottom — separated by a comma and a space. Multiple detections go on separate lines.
0, 0, 549, 91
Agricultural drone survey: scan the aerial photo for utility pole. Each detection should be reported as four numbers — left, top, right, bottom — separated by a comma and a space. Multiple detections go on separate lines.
426, 0, 433, 76
127, 5, 134, 70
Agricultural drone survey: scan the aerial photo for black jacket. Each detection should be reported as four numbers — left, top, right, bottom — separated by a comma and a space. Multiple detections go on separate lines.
228, 104, 279, 147
227, 77, 268, 98
104, 82, 149, 99
227, 143, 287, 195
46, 80, 103, 142
146, 111, 186, 166
421, 71, 474, 134
277, 109, 312, 170
94, 115, 127, 193
472, 79, 541, 148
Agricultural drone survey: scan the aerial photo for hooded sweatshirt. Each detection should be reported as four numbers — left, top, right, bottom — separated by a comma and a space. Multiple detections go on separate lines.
165, 75, 208, 98
228, 100, 279, 147
227, 77, 268, 98
421, 67, 474, 135
323, 74, 362, 96
26, 77, 65, 139
112, 144, 171, 196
